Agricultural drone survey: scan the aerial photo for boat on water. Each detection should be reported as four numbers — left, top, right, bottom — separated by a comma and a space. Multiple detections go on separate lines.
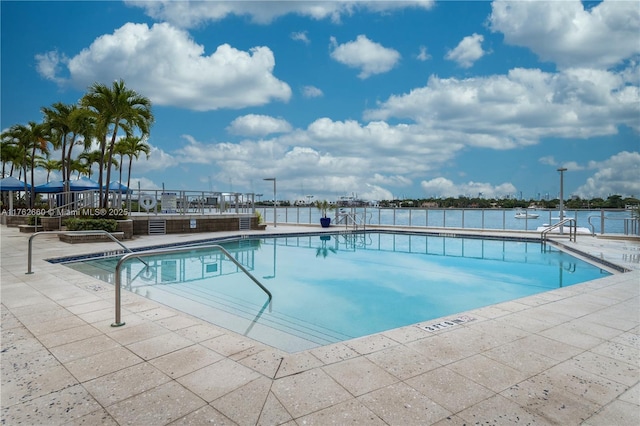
514, 209, 539, 219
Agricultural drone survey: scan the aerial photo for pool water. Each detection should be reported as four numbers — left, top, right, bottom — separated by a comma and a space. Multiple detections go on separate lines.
64, 232, 610, 352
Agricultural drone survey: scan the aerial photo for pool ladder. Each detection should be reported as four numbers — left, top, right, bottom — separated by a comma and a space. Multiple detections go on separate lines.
111, 244, 272, 327
541, 218, 577, 246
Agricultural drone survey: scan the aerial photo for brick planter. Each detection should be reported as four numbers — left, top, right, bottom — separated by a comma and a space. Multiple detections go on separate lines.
58, 232, 125, 243
116, 219, 133, 239
41, 216, 62, 231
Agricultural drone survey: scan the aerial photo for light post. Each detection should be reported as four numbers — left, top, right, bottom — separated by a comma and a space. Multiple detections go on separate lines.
263, 178, 276, 228
557, 167, 567, 234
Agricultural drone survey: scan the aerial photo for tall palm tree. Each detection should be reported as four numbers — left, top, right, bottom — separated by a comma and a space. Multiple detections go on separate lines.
41, 102, 73, 184
0, 133, 22, 177
7, 122, 49, 207
78, 150, 103, 179
36, 158, 61, 182
69, 159, 89, 179
81, 80, 153, 207
118, 135, 151, 192
113, 139, 127, 187
66, 106, 96, 182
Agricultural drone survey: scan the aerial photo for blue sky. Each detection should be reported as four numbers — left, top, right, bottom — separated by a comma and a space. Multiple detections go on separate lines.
2, 0, 639, 202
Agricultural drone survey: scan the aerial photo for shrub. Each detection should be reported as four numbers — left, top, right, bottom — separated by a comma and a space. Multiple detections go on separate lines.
65, 218, 117, 232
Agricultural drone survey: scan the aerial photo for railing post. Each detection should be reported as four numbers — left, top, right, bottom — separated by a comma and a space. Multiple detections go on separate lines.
112, 268, 125, 327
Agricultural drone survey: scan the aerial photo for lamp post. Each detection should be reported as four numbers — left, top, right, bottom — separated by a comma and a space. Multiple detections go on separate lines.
557, 167, 567, 234
263, 178, 276, 228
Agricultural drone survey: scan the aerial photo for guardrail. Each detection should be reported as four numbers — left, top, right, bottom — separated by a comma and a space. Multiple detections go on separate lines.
26, 230, 148, 274
541, 218, 577, 245
111, 244, 272, 327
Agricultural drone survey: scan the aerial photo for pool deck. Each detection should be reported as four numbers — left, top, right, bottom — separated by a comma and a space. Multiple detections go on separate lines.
1, 225, 638, 425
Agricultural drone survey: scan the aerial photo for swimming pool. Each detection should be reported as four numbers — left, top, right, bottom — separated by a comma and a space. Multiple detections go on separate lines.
63, 232, 610, 352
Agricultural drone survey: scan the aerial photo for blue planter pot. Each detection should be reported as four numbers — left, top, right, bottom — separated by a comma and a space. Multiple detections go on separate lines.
320, 217, 331, 228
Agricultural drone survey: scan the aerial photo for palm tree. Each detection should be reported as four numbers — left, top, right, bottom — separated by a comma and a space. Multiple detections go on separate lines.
66, 106, 96, 182
0, 133, 22, 177
118, 135, 151, 192
69, 159, 89, 179
78, 150, 104, 180
41, 102, 73, 185
114, 139, 128, 187
81, 80, 153, 207
36, 158, 61, 182
7, 122, 49, 207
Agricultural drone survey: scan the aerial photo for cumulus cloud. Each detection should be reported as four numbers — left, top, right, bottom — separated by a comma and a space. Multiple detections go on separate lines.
164, 116, 469, 199
291, 31, 310, 44
416, 46, 431, 61
575, 151, 640, 198
126, 0, 435, 27
302, 85, 323, 98
226, 114, 293, 137
445, 33, 486, 68
420, 177, 517, 198
330, 35, 401, 79
489, 0, 640, 69
364, 67, 640, 148
36, 22, 291, 111
34, 50, 68, 85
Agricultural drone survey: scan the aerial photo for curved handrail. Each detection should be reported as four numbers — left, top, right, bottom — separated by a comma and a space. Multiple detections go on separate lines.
112, 244, 272, 327
540, 218, 577, 243
588, 214, 639, 235
27, 230, 148, 274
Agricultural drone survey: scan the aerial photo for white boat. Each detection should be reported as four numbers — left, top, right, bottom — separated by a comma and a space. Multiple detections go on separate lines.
514, 209, 539, 219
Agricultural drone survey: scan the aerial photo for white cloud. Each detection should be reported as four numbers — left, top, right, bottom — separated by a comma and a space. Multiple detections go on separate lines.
330, 35, 401, 79
575, 151, 640, 198
365, 67, 640, 148
226, 114, 293, 137
416, 46, 431, 61
291, 31, 310, 44
126, 0, 435, 27
34, 50, 68, 85
37, 22, 291, 111
165, 117, 467, 200
445, 33, 485, 68
420, 177, 517, 198
489, 0, 640, 69
302, 85, 323, 98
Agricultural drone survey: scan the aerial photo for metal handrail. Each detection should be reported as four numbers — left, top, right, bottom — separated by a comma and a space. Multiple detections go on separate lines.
541, 218, 577, 244
588, 214, 640, 235
27, 230, 148, 274
336, 211, 366, 230
112, 244, 272, 327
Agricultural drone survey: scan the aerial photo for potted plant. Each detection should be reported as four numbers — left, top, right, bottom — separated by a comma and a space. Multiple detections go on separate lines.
314, 200, 335, 227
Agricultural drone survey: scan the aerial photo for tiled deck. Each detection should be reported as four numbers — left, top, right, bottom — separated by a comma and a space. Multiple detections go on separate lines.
1, 225, 638, 425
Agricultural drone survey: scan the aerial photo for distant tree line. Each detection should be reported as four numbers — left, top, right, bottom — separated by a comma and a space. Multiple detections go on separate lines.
378, 194, 638, 209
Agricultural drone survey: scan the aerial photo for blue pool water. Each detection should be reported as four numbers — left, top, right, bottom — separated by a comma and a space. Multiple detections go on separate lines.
63, 232, 610, 352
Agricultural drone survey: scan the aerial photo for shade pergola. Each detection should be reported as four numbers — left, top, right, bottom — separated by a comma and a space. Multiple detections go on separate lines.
0, 176, 31, 191
0, 176, 32, 214
35, 177, 100, 193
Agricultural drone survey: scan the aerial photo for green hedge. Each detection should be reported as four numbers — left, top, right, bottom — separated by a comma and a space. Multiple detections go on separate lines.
65, 218, 117, 232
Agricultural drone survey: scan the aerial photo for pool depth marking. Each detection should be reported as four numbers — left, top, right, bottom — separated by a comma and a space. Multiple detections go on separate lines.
421, 315, 476, 332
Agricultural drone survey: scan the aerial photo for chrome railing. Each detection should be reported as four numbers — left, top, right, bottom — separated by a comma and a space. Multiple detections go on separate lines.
27, 230, 148, 274
541, 218, 577, 244
112, 244, 272, 327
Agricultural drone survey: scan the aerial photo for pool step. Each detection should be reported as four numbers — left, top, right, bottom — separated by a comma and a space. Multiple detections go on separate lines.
147, 280, 352, 347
